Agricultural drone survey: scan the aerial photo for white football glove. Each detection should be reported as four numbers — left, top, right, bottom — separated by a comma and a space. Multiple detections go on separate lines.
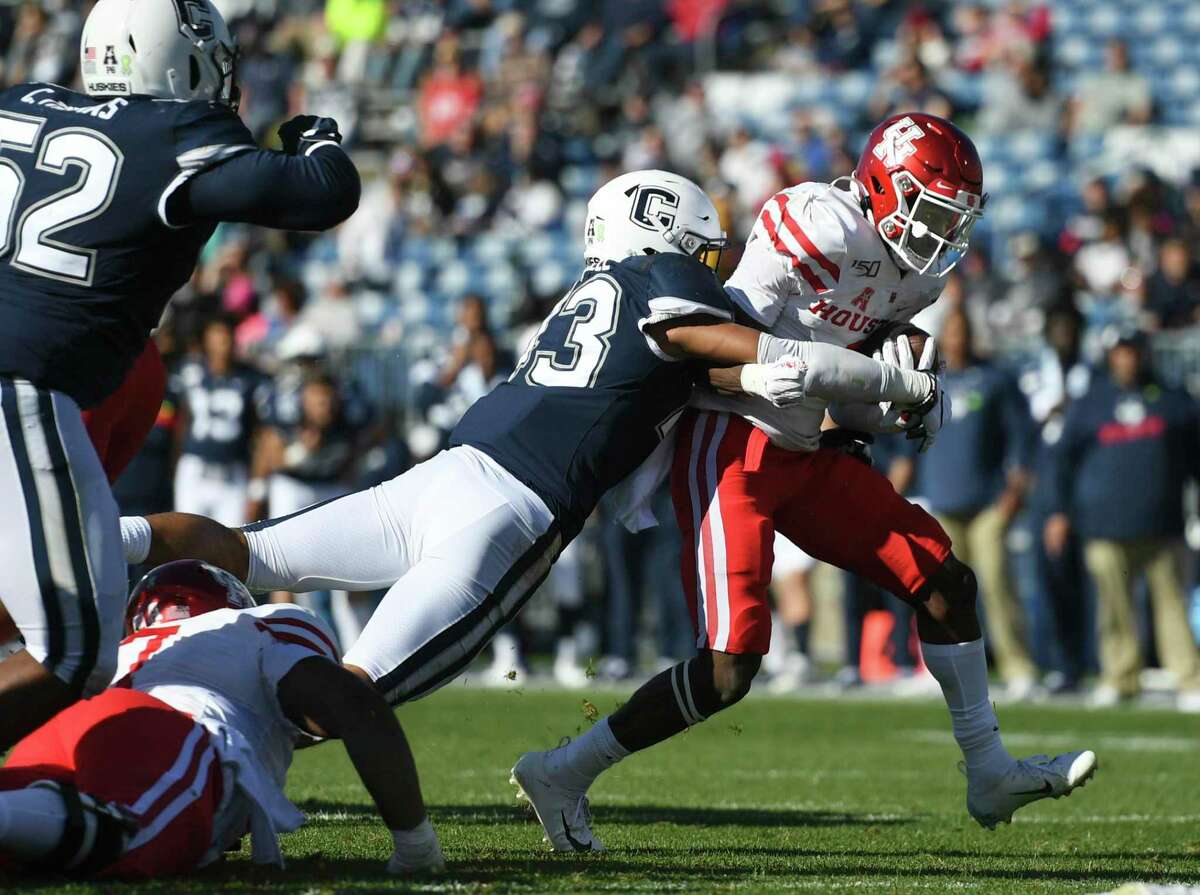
872, 333, 947, 452
738, 358, 807, 407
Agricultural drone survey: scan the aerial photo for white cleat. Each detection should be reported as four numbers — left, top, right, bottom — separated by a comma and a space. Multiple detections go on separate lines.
510, 749, 604, 853
965, 750, 1098, 830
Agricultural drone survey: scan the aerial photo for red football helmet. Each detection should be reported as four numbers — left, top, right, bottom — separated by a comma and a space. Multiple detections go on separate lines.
125, 559, 255, 635
854, 112, 986, 277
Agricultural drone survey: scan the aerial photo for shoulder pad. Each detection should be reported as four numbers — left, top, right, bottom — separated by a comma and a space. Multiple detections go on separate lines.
756, 184, 850, 291
173, 100, 255, 172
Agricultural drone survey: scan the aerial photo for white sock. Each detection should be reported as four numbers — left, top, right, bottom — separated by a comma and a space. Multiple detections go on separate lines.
545, 717, 630, 791
0, 788, 67, 860
120, 516, 152, 565
921, 639, 1011, 777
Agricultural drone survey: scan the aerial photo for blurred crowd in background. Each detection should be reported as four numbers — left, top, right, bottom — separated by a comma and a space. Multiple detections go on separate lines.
6, 0, 1200, 709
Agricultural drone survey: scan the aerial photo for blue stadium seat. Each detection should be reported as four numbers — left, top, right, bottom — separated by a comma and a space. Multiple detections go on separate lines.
434, 261, 471, 298
1133, 6, 1169, 37
394, 260, 426, 295
484, 263, 519, 300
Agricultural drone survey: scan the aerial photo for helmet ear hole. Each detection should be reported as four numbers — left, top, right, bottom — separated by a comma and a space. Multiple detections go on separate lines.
871, 175, 885, 195
128, 34, 136, 51
189, 55, 201, 90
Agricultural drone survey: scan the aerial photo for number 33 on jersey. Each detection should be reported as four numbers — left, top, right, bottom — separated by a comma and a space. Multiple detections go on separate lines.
451, 252, 738, 540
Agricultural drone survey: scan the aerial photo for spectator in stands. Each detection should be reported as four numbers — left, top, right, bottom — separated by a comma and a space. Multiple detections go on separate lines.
299, 278, 363, 350
1068, 39, 1152, 135
1073, 211, 1134, 299
1, 1, 78, 87
978, 53, 1064, 136
237, 274, 308, 365
869, 52, 954, 121
1145, 237, 1200, 330
418, 35, 484, 147
917, 309, 1040, 699
1023, 303, 1093, 693
1045, 331, 1200, 711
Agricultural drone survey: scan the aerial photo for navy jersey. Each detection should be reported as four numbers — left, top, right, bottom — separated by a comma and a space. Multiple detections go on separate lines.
174, 359, 270, 466
451, 253, 737, 540
0, 84, 254, 408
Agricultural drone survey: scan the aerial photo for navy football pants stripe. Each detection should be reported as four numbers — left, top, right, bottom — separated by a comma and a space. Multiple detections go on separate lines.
375, 526, 562, 705
0, 378, 64, 671
39, 391, 101, 693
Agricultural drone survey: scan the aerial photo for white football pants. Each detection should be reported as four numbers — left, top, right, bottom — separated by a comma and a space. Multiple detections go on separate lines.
241, 446, 561, 704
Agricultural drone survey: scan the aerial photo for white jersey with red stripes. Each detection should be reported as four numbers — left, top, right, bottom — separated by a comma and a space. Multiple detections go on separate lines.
112, 603, 341, 865
695, 179, 945, 450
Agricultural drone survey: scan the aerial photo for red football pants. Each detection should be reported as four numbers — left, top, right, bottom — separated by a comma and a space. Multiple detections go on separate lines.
81, 339, 166, 483
0, 688, 222, 878
672, 410, 952, 655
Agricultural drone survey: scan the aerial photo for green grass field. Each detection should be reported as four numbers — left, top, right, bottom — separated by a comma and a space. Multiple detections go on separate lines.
5, 686, 1199, 894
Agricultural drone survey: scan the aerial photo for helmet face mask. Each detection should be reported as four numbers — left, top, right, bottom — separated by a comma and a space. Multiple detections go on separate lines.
855, 113, 985, 278
878, 171, 983, 276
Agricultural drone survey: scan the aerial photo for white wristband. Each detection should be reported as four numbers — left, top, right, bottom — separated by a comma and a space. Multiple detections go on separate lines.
739, 363, 771, 400
120, 515, 152, 565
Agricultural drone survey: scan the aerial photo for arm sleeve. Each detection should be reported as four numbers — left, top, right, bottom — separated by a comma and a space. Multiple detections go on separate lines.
168, 144, 361, 231
724, 188, 848, 328
638, 254, 737, 360
758, 334, 933, 405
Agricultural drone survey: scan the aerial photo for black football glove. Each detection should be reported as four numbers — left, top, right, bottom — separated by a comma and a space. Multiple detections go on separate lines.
278, 115, 343, 156
819, 428, 874, 467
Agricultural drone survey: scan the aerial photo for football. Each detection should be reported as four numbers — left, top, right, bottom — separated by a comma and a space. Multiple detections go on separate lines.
855, 321, 931, 363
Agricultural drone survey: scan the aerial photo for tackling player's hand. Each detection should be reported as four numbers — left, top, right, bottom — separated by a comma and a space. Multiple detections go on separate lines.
737, 358, 808, 407
278, 115, 344, 156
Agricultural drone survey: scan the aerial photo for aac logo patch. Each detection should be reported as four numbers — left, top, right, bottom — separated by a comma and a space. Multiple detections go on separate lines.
624, 184, 679, 232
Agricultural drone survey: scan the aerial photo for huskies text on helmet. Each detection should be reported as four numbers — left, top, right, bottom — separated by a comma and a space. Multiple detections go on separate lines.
81, 0, 239, 108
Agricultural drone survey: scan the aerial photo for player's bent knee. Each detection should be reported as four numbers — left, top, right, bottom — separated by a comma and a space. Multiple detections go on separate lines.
712, 652, 761, 707
935, 555, 978, 607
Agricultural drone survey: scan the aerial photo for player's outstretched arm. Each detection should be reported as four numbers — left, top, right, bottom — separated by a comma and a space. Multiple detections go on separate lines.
121, 513, 250, 581
166, 116, 361, 231
662, 322, 935, 408
276, 657, 445, 873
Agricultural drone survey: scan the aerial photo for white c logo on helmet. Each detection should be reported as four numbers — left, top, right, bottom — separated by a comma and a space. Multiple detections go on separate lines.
872, 117, 925, 167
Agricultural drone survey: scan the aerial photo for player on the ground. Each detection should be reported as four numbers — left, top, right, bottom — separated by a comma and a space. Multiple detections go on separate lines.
511, 114, 1096, 852
0, 0, 360, 746
118, 170, 941, 715
0, 559, 442, 878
